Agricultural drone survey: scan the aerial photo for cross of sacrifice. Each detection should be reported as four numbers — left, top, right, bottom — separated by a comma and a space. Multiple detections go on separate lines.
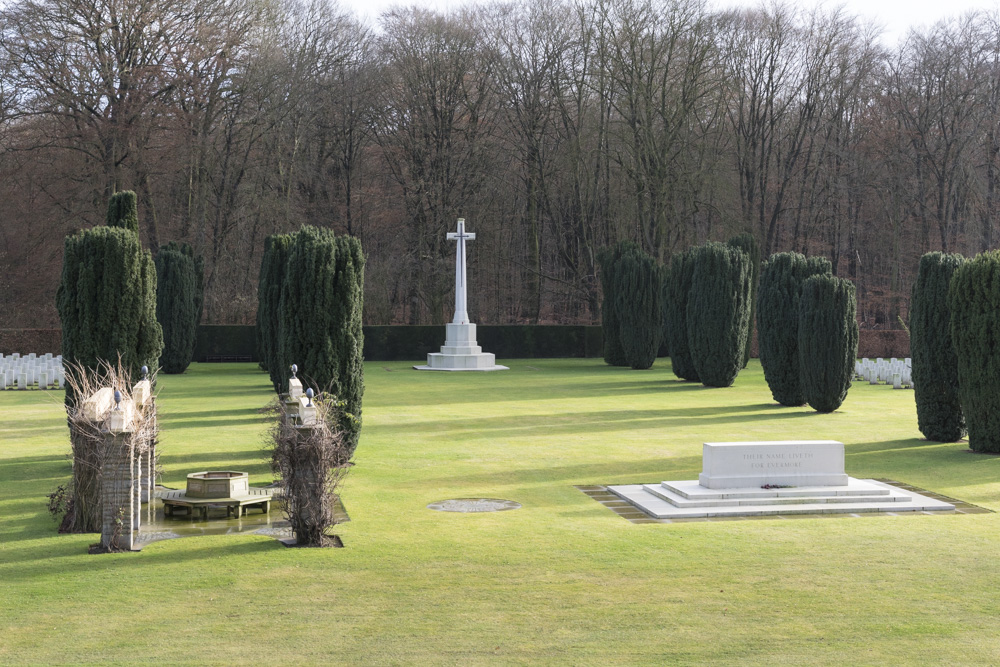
446, 218, 476, 324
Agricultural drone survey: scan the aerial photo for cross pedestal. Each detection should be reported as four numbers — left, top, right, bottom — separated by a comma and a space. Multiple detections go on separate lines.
415, 218, 508, 372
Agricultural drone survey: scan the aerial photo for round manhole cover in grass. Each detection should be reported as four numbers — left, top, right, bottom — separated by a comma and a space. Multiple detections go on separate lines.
427, 498, 521, 513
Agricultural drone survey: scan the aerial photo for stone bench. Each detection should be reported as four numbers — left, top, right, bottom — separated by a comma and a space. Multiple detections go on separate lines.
160, 488, 272, 519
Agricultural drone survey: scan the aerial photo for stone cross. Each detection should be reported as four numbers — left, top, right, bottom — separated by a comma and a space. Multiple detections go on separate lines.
446, 218, 476, 324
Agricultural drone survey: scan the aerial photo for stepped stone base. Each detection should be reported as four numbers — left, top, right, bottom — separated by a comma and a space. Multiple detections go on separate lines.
414, 323, 508, 372
609, 478, 954, 519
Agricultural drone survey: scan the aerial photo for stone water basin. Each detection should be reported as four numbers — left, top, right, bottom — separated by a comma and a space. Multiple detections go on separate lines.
161, 471, 271, 520
185, 470, 249, 499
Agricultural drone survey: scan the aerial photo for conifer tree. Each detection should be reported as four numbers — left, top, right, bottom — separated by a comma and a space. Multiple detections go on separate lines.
798, 274, 858, 413
56, 223, 162, 533
910, 252, 966, 442
105, 190, 139, 234
663, 249, 699, 381
256, 233, 293, 388
757, 252, 831, 406
155, 243, 201, 374
949, 251, 1000, 453
686, 242, 751, 387
277, 227, 365, 454
58, 229, 161, 402
727, 232, 760, 368
615, 246, 662, 369
596, 240, 639, 366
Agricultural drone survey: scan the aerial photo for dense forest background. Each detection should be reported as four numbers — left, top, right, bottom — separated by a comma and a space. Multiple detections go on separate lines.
1, 0, 997, 329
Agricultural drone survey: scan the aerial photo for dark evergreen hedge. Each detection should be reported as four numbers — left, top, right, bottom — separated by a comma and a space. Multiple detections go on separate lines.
798, 274, 858, 413
910, 252, 966, 441
615, 246, 662, 369
278, 226, 365, 454
757, 252, 831, 406
154, 243, 201, 374
686, 242, 751, 387
663, 249, 699, 381
57, 226, 162, 404
596, 240, 638, 366
105, 191, 139, 234
256, 233, 293, 389
949, 251, 1000, 453
727, 232, 760, 369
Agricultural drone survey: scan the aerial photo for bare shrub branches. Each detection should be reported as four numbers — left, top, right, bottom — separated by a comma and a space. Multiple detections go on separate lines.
268, 395, 352, 547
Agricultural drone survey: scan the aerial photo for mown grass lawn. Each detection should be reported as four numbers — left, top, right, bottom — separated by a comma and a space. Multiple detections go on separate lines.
2, 359, 999, 665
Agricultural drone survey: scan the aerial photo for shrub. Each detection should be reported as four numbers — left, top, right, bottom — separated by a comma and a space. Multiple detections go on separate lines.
686, 242, 751, 387
269, 396, 352, 547
278, 226, 365, 455
757, 252, 831, 406
105, 191, 139, 234
155, 243, 201, 374
596, 241, 639, 366
256, 233, 293, 385
949, 251, 1000, 453
798, 274, 858, 413
663, 249, 699, 381
910, 252, 966, 441
614, 246, 662, 369
727, 232, 760, 369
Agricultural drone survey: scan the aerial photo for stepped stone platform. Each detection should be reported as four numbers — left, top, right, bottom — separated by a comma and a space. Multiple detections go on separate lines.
610, 441, 955, 519
413, 323, 508, 372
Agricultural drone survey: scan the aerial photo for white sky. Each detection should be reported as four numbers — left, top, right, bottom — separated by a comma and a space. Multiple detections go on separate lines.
342, 0, 1000, 46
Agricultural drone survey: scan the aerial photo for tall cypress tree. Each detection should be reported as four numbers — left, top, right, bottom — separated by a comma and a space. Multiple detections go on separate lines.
727, 232, 760, 368
256, 233, 293, 388
949, 251, 1000, 453
663, 249, 699, 381
105, 191, 139, 234
686, 242, 752, 387
58, 226, 162, 403
278, 226, 365, 454
910, 252, 966, 442
596, 240, 639, 367
615, 246, 662, 370
155, 243, 200, 374
798, 274, 858, 413
757, 252, 831, 406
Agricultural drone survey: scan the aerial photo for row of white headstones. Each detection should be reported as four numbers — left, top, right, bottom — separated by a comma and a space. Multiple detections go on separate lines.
0, 353, 66, 390
855, 357, 912, 389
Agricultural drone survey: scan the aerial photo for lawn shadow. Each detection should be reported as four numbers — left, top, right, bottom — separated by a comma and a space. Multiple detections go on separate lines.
398, 455, 705, 498
373, 403, 816, 439
0, 533, 281, 576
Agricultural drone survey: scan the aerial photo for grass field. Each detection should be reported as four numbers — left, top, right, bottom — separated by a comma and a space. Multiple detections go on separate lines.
2, 359, 999, 665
